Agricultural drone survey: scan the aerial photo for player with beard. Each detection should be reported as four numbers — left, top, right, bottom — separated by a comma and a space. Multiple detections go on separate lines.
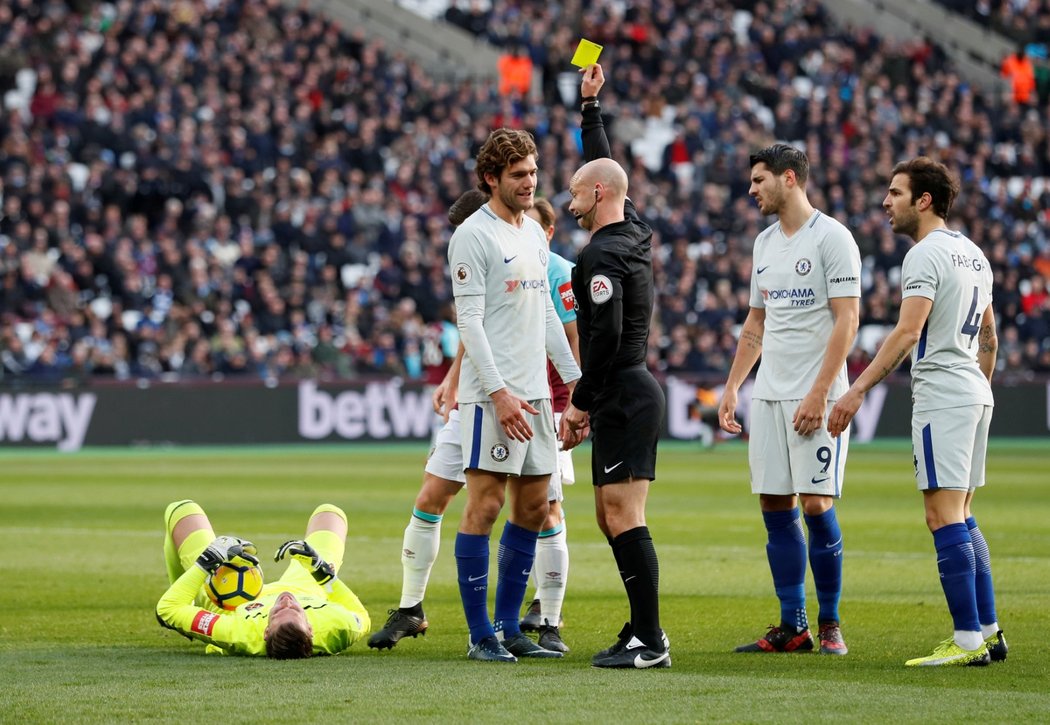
828, 157, 1006, 667
368, 192, 579, 655
448, 128, 582, 662
718, 143, 861, 656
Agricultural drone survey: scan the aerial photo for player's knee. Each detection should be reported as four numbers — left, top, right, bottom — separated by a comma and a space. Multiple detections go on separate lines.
484, 497, 508, 523
170, 513, 212, 549
415, 475, 460, 513
925, 510, 949, 532
165, 499, 206, 530
513, 495, 548, 528
465, 496, 503, 528
800, 495, 833, 517
307, 505, 347, 538
311, 503, 346, 523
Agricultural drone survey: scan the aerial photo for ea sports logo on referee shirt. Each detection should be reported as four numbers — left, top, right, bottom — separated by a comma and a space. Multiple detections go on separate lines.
590, 274, 613, 304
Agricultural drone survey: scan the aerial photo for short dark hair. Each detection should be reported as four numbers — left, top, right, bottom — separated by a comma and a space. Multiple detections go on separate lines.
475, 128, 538, 194
749, 143, 809, 185
891, 156, 959, 219
448, 189, 489, 226
529, 197, 555, 229
265, 621, 313, 659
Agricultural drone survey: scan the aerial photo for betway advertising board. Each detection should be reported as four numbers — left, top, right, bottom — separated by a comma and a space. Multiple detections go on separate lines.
1, 378, 1047, 451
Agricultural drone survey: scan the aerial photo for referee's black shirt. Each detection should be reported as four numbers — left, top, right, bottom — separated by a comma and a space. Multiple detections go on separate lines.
570, 103, 656, 413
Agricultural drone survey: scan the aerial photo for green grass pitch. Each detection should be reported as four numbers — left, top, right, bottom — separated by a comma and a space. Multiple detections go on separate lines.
1, 440, 1048, 723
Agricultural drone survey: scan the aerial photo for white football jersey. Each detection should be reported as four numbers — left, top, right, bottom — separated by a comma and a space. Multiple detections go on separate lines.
750, 210, 861, 401
900, 228, 994, 412
448, 204, 558, 404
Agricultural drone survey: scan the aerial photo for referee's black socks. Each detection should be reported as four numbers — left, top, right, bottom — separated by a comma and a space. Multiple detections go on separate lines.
612, 526, 664, 652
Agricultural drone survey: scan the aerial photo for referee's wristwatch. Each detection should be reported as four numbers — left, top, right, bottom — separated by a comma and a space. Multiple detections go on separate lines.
581, 96, 600, 111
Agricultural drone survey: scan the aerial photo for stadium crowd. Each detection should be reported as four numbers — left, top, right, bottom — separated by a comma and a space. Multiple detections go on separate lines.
1, 0, 1049, 386
934, 0, 1050, 49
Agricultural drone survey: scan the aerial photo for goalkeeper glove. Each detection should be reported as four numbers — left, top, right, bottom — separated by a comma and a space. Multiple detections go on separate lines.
274, 539, 335, 584
195, 536, 260, 574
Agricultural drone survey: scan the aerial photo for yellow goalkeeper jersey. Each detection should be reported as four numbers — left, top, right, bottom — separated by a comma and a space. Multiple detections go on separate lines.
156, 566, 370, 656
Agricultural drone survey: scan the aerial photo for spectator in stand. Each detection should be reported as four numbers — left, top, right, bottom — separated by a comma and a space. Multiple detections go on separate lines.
498, 45, 534, 98
1001, 43, 1037, 105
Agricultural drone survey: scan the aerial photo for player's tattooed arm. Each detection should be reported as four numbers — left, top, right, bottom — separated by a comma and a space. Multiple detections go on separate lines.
976, 304, 998, 382
740, 328, 762, 351
853, 295, 930, 394
978, 323, 995, 354
866, 346, 909, 391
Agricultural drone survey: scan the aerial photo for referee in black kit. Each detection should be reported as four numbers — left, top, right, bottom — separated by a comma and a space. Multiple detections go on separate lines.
560, 63, 669, 670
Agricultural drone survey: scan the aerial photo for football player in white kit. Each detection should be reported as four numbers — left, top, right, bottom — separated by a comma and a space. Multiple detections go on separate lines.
447, 128, 581, 662
719, 144, 861, 656
368, 192, 579, 656
829, 157, 1006, 667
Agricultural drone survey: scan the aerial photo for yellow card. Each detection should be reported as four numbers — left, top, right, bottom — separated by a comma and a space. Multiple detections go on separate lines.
570, 39, 603, 68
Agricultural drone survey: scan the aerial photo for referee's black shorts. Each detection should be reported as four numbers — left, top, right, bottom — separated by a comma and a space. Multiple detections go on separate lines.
589, 364, 665, 486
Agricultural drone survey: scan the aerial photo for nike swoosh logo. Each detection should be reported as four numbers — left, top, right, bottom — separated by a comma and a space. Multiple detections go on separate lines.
504, 255, 517, 263
825, 537, 842, 549
604, 461, 623, 474
624, 637, 669, 668
811, 475, 829, 484
521, 569, 531, 576
624, 575, 637, 583
467, 573, 488, 582
757, 266, 769, 273
634, 651, 670, 668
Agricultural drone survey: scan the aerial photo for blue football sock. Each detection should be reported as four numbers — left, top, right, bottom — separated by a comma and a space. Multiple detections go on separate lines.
493, 521, 538, 638
455, 532, 493, 644
805, 507, 843, 624
764, 508, 808, 632
966, 516, 999, 628
932, 523, 980, 633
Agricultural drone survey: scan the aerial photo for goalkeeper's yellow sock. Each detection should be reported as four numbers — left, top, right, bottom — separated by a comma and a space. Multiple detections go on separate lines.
163, 500, 213, 582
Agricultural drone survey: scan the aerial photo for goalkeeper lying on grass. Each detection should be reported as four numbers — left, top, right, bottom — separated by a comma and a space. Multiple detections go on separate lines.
156, 500, 370, 658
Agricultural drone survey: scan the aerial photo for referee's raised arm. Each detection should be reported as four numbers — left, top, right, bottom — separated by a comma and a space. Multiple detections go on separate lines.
580, 64, 611, 162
